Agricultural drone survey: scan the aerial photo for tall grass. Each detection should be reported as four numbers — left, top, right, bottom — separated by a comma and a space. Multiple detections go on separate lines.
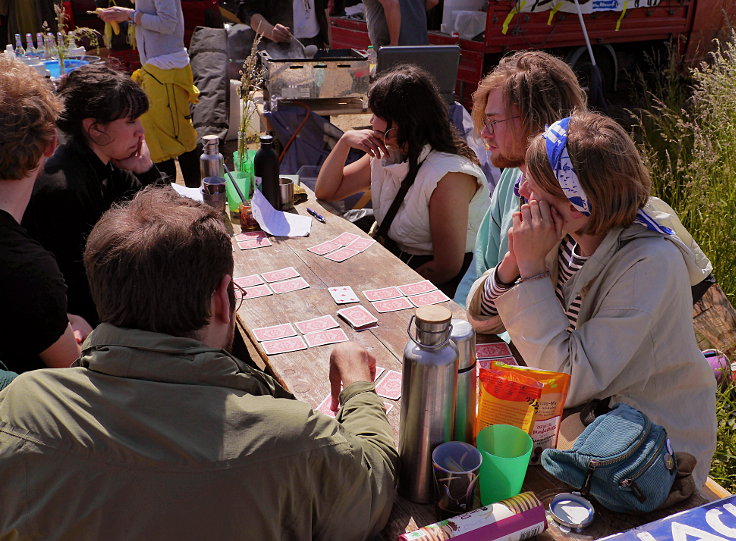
631, 33, 736, 305
630, 32, 736, 493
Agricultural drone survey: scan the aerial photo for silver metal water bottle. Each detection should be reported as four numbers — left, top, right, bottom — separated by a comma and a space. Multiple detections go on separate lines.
450, 319, 477, 443
200, 135, 224, 185
399, 305, 459, 503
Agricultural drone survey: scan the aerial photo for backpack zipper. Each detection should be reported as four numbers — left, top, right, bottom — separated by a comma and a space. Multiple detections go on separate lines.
619, 429, 667, 503
580, 414, 652, 497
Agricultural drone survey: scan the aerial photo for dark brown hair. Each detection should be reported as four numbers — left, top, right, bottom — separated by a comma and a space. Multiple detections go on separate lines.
84, 187, 234, 337
472, 50, 587, 141
526, 111, 651, 235
57, 63, 148, 144
369, 64, 479, 171
0, 57, 62, 180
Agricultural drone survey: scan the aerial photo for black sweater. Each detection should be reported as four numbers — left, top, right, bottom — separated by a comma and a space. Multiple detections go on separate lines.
23, 140, 165, 326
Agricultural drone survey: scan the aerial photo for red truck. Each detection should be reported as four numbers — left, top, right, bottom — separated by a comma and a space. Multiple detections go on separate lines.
330, 0, 735, 108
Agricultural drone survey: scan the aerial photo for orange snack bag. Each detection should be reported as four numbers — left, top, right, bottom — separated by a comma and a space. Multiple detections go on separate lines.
491, 362, 571, 464
475, 366, 542, 437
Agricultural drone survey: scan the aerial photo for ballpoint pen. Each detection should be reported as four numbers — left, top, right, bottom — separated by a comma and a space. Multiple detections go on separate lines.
306, 207, 326, 223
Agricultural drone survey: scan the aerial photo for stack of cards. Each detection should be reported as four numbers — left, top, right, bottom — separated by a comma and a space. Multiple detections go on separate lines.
337, 305, 379, 330
362, 280, 450, 312
252, 314, 349, 355
307, 233, 376, 263
476, 342, 518, 371
234, 231, 271, 250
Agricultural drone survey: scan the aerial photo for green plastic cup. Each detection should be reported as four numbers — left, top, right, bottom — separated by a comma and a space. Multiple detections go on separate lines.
476, 424, 533, 505
226, 170, 250, 216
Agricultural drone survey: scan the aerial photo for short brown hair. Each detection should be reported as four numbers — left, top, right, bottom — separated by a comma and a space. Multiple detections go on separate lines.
471, 50, 586, 141
84, 187, 234, 337
0, 57, 62, 180
526, 111, 651, 235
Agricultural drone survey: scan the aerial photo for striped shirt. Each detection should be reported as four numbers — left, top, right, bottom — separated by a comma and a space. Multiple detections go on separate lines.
479, 235, 589, 330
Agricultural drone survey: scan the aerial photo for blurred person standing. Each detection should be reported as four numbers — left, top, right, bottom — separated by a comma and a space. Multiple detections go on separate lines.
364, 0, 438, 48
237, 0, 331, 49
97, 0, 201, 187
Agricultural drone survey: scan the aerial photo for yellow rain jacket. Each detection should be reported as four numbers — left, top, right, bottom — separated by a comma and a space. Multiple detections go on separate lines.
132, 63, 200, 163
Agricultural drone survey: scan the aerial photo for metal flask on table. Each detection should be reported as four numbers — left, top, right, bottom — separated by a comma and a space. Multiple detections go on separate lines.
200, 134, 224, 185
450, 319, 477, 443
399, 305, 459, 503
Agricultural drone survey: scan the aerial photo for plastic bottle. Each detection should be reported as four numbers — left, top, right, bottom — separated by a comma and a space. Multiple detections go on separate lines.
14, 34, 25, 57
25, 33, 36, 57
367, 45, 376, 78
36, 33, 46, 58
399, 305, 459, 503
253, 134, 280, 209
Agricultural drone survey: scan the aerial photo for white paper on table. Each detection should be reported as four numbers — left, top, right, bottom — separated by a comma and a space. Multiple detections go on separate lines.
251, 189, 312, 237
170, 182, 203, 202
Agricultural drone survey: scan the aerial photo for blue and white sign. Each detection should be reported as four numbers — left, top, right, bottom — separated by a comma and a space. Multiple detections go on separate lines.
599, 495, 736, 541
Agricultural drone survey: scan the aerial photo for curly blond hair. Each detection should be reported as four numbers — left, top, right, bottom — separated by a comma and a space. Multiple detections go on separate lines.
0, 57, 62, 180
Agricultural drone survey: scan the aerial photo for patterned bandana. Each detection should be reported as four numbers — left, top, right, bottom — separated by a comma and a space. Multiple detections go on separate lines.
542, 118, 674, 235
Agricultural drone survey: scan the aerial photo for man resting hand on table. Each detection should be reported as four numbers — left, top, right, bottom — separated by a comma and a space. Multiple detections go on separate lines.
0, 187, 398, 540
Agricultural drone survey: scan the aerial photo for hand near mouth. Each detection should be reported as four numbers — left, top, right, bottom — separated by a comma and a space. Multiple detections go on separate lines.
113, 138, 154, 174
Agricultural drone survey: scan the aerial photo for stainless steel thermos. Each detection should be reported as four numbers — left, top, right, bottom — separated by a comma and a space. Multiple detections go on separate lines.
200, 134, 224, 182
450, 319, 477, 443
399, 305, 459, 503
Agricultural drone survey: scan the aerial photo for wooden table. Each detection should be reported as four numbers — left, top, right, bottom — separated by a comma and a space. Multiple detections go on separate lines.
231, 191, 713, 540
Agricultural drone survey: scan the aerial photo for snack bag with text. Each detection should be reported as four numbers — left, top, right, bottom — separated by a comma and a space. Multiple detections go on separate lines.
491, 362, 571, 464
475, 367, 542, 437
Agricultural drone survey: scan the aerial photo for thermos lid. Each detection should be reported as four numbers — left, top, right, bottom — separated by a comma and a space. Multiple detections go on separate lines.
259, 134, 274, 144
415, 305, 451, 332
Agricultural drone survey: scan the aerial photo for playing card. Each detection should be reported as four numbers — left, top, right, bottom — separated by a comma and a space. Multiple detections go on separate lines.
398, 280, 437, 296
324, 247, 359, 262
332, 232, 360, 246
316, 394, 339, 418
337, 305, 378, 330
328, 286, 359, 305
261, 335, 307, 355
375, 370, 402, 400
308, 241, 342, 255
476, 342, 513, 359
234, 231, 267, 242
346, 237, 375, 252
238, 237, 272, 250
261, 267, 300, 283
375, 366, 386, 380
363, 286, 403, 302
304, 328, 349, 347
295, 315, 339, 334
408, 290, 450, 307
372, 297, 413, 313
252, 323, 297, 342
270, 277, 310, 294
384, 401, 394, 414
234, 274, 264, 288
243, 284, 273, 299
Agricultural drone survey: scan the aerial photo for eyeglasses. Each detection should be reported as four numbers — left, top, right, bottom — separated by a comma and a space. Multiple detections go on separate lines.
482, 116, 520, 135
232, 282, 246, 312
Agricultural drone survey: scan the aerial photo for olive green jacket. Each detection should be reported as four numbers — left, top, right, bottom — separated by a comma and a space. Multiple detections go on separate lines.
0, 324, 398, 540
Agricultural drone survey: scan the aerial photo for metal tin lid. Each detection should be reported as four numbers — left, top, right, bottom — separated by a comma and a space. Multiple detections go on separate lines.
549, 493, 595, 530
259, 134, 273, 145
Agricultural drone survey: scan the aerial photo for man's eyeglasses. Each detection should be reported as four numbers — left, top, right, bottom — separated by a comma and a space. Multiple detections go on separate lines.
232, 282, 246, 312
482, 116, 520, 135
